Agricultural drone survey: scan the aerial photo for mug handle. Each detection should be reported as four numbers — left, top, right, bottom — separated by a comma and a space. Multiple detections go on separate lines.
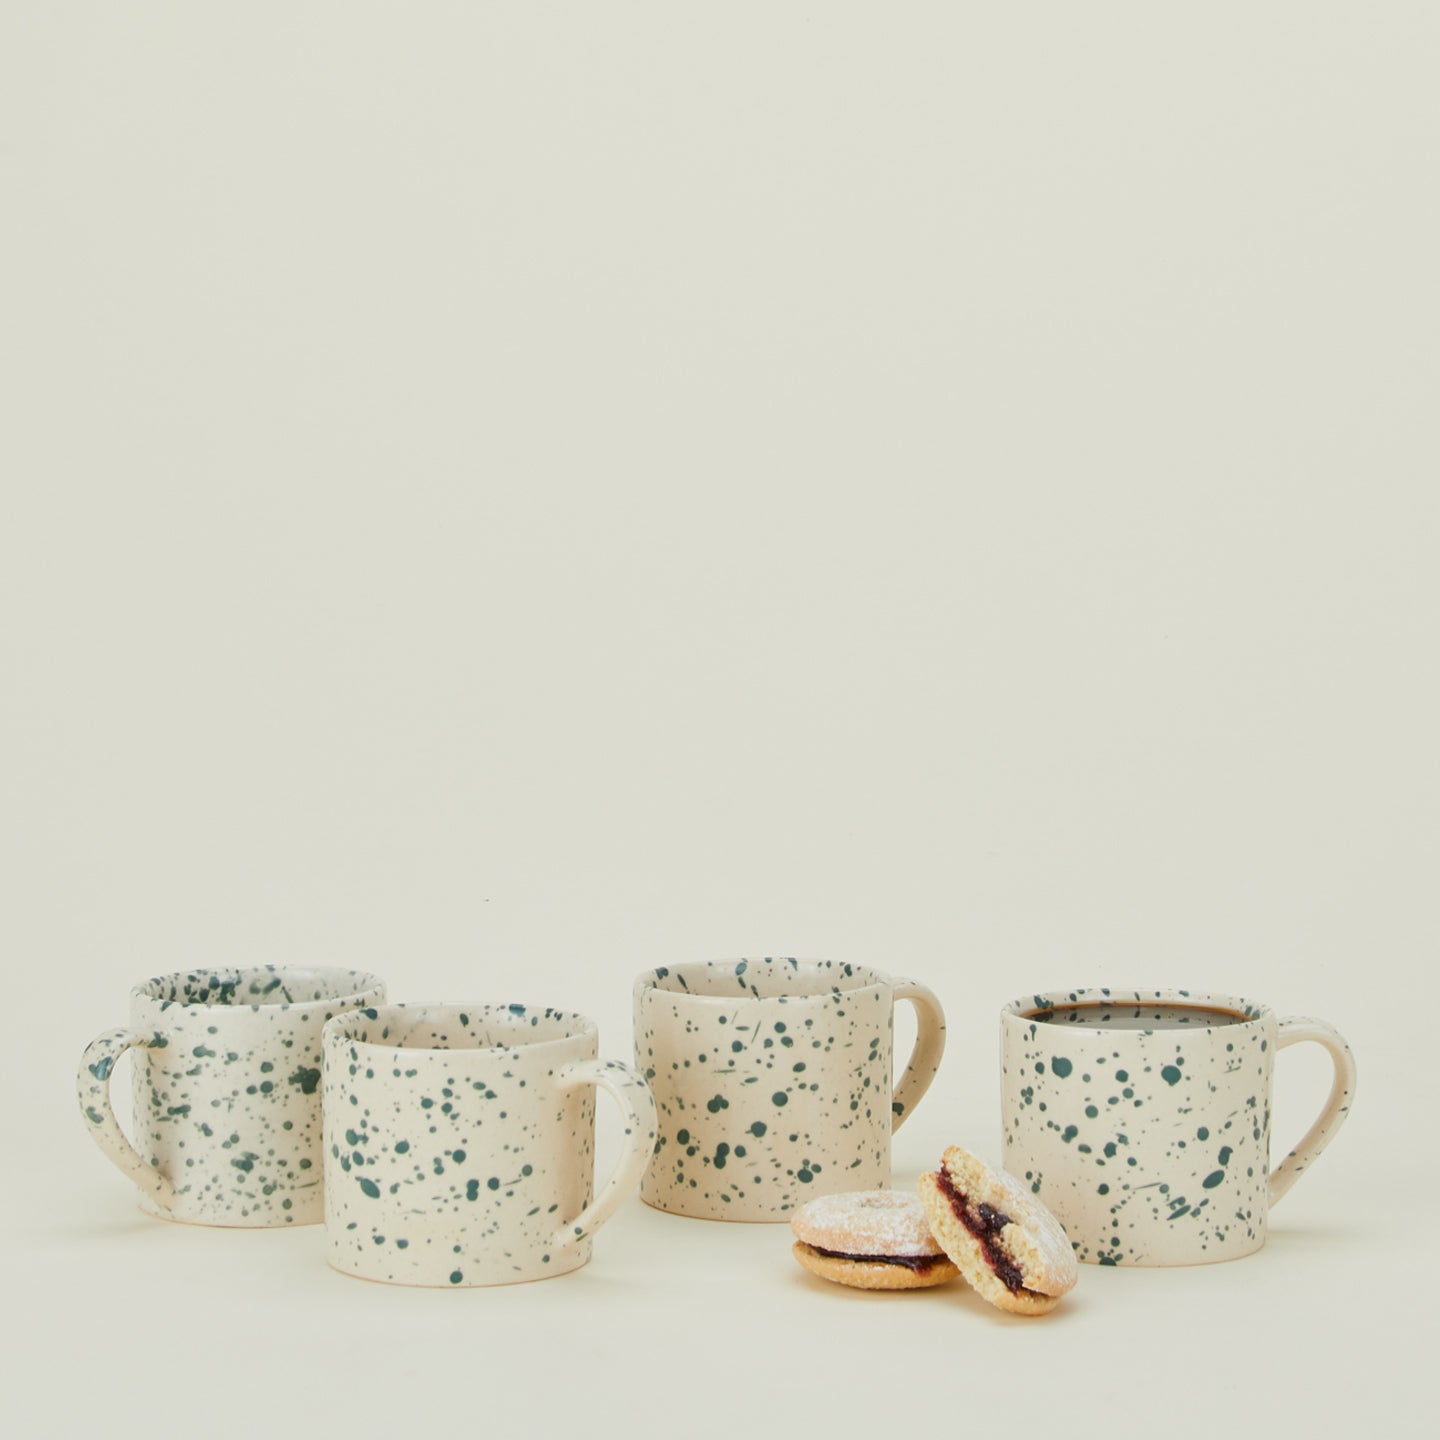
889, 979, 946, 1134
77, 1027, 177, 1211
1268, 1016, 1357, 1207
549, 1058, 658, 1250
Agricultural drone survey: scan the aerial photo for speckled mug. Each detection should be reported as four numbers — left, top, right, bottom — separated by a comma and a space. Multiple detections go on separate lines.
323, 1003, 657, 1286
635, 958, 946, 1221
1001, 988, 1357, 1266
78, 965, 386, 1225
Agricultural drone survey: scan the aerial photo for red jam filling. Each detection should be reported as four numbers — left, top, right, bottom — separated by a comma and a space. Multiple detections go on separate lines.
934, 1167, 1027, 1294
808, 1245, 944, 1272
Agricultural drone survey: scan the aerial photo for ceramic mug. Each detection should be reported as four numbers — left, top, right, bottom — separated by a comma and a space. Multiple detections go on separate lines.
634, 958, 946, 1221
78, 965, 386, 1226
323, 1003, 657, 1286
1000, 987, 1357, 1266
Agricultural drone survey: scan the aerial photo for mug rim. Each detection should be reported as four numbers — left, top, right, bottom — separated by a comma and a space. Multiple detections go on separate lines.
133, 964, 385, 1012
323, 1001, 598, 1055
1001, 986, 1271, 1029
634, 957, 890, 1005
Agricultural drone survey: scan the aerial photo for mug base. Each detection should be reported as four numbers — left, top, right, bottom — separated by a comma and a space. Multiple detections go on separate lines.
325, 1249, 591, 1288
137, 1194, 322, 1229
1078, 1235, 1266, 1267
640, 1193, 812, 1225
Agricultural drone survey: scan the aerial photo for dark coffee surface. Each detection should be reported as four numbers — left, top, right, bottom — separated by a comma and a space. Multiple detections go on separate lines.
1027, 1002, 1251, 1030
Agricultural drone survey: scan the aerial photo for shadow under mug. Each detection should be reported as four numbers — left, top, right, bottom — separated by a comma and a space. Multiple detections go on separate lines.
635, 958, 946, 1221
323, 1003, 657, 1286
77, 965, 386, 1226
1000, 987, 1356, 1266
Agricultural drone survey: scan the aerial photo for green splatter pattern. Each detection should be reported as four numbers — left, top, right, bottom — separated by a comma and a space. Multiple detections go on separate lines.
322, 1003, 657, 1287
76, 965, 385, 1226
999, 988, 1289, 1266
634, 958, 945, 1221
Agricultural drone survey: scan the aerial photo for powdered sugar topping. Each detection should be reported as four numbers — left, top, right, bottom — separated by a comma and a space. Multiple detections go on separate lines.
790, 1189, 945, 1257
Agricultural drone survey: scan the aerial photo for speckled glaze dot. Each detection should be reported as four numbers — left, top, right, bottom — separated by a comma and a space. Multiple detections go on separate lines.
323, 1004, 657, 1287
634, 959, 945, 1222
1000, 988, 1356, 1267
77, 966, 386, 1226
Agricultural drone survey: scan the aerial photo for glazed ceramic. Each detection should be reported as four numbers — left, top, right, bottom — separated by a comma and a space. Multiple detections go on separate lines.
635, 958, 946, 1221
1000, 987, 1357, 1266
77, 965, 386, 1226
323, 1003, 657, 1286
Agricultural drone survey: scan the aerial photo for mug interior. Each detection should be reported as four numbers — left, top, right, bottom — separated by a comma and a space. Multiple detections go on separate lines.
1005, 987, 1268, 1029
326, 1002, 595, 1052
639, 957, 888, 1002
138, 965, 383, 1009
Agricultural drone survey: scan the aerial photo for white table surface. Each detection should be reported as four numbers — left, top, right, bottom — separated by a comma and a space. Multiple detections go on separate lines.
10, 986, 1431, 1439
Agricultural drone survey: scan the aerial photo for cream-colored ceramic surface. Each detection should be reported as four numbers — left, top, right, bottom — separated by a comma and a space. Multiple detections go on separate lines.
635, 958, 945, 1221
77, 966, 386, 1226
1000, 988, 1356, 1266
323, 1003, 657, 1286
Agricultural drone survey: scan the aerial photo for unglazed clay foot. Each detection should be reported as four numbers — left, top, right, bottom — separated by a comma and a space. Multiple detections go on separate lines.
790, 1190, 959, 1290
918, 1145, 1078, 1316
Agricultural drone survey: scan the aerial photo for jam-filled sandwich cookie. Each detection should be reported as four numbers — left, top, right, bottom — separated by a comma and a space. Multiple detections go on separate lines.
918, 1145, 1078, 1316
790, 1190, 960, 1290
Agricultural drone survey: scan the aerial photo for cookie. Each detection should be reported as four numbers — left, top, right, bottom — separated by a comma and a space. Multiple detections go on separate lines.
790, 1190, 959, 1290
918, 1144, 1078, 1316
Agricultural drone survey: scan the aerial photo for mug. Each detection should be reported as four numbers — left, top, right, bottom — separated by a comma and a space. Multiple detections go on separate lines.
1000, 987, 1357, 1266
78, 964, 386, 1226
634, 957, 946, 1221
323, 1003, 657, 1286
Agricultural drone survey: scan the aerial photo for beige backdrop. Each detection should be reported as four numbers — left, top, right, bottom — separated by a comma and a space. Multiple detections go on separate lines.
2, 3, 1435, 1437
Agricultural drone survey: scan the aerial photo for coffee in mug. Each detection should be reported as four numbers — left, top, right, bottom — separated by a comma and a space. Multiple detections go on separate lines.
1000, 987, 1356, 1266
